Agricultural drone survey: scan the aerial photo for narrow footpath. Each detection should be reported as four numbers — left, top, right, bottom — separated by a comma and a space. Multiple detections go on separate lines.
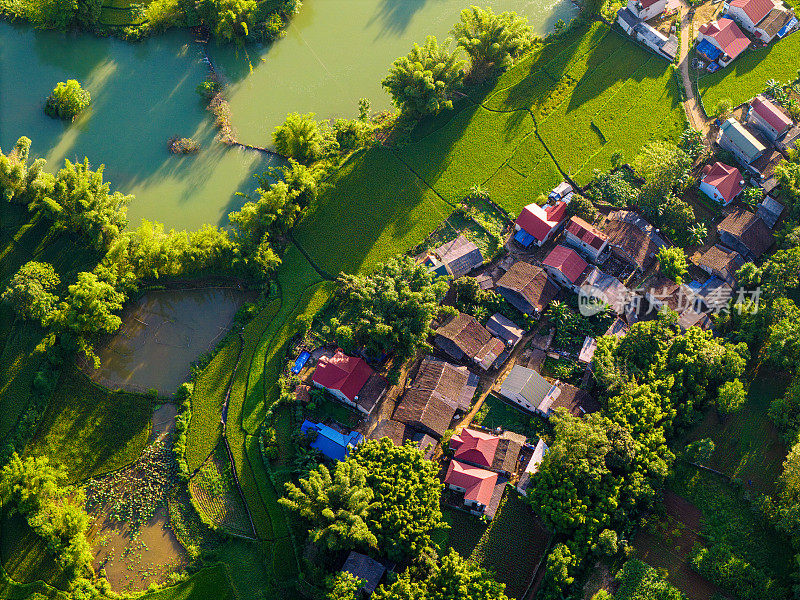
677, 2, 711, 135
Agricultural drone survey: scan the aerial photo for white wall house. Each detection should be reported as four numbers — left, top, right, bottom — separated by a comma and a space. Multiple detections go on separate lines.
628, 0, 668, 20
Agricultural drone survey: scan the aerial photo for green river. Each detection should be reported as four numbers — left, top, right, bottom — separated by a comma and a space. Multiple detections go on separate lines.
1, 0, 577, 230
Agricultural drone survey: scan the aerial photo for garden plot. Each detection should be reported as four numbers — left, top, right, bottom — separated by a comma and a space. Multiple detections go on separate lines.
633, 491, 722, 600
189, 443, 254, 539
86, 404, 188, 593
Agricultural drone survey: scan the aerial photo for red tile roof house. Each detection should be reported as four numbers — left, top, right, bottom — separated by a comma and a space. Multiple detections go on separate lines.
443, 460, 506, 520
311, 350, 388, 416
449, 428, 525, 475
749, 95, 794, 142
699, 162, 744, 206
542, 245, 590, 292
563, 216, 609, 261
727, 0, 796, 43
513, 199, 568, 248
696, 19, 751, 66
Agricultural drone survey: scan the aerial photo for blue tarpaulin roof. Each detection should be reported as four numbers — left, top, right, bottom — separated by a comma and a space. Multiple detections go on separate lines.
514, 229, 535, 247
779, 16, 797, 37
300, 420, 362, 461
696, 39, 722, 61
291, 351, 311, 374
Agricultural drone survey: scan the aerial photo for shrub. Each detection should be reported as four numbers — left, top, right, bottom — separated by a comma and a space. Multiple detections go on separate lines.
690, 544, 786, 600
44, 80, 91, 120
168, 136, 201, 154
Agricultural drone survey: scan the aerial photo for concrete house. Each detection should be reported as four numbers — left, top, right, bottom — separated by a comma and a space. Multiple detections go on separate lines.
718, 118, 767, 165
443, 460, 505, 519
449, 428, 525, 475
749, 95, 793, 142
517, 439, 549, 496
486, 313, 525, 348
564, 216, 609, 261
499, 365, 559, 413
699, 162, 744, 206
340, 552, 386, 596
311, 350, 387, 415
617, 7, 678, 60
696, 19, 751, 66
628, 0, 668, 20
542, 245, 590, 292
514, 200, 568, 247
300, 420, 363, 462
430, 235, 485, 278
717, 207, 774, 259
727, 0, 797, 42
495, 261, 559, 316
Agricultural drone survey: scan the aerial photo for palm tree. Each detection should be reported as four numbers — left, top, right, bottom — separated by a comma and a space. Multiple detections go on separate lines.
279, 461, 378, 552
765, 78, 781, 98
688, 223, 707, 246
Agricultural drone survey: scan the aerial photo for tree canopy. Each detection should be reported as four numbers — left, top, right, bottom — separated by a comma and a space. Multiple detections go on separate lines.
382, 36, 466, 119
2, 261, 61, 325
657, 247, 688, 284
45, 80, 91, 121
372, 550, 508, 600
331, 255, 449, 360
273, 112, 325, 164
451, 7, 533, 76
349, 439, 447, 562
279, 460, 377, 552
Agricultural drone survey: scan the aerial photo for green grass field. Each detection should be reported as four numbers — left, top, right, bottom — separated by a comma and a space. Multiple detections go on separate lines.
391, 22, 684, 215
698, 32, 800, 110
479, 394, 549, 441
685, 369, 790, 495
24, 369, 155, 483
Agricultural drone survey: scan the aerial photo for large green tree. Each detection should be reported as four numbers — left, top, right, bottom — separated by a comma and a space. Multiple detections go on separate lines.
57, 271, 125, 336
372, 550, 508, 600
279, 461, 377, 552
45, 80, 91, 121
382, 36, 466, 119
0, 137, 52, 204
2, 261, 61, 325
349, 439, 447, 562
32, 157, 131, 249
451, 6, 533, 76
272, 113, 324, 164
656, 246, 688, 284
332, 255, 448, 359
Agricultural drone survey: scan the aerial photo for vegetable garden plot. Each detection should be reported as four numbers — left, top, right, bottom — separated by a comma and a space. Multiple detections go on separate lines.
189, 444, 254, 538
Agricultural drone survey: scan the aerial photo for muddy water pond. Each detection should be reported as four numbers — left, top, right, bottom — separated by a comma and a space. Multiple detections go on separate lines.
86, 287, 254, 396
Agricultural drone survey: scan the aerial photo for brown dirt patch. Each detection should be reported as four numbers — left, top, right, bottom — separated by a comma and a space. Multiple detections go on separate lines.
634, 491, 723, 600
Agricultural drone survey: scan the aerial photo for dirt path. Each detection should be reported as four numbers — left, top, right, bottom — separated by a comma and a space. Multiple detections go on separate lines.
678, 3, 711, 134
89, 404, 188, 593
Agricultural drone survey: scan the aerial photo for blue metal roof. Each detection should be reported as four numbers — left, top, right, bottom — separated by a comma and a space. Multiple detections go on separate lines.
696, 39, 722, 61
300, 420, 362, 461
291, 351, 311, 374
779, 16, 797, 38
514, 229, 535, 247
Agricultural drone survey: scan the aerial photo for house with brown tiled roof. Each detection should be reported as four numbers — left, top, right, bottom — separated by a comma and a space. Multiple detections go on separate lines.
434, 313, 506, 370
369, 419, 437, 459
392, 356, 478, 438
495, 262, 559, 317
691, 245, 745, 284
604, 211, 668, 273
563, 216, 609, 261
717, 208, 774, 260
542, 382, 600, 418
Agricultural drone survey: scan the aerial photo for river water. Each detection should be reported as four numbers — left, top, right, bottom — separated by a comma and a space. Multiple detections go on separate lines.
0, 0, 576, 229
